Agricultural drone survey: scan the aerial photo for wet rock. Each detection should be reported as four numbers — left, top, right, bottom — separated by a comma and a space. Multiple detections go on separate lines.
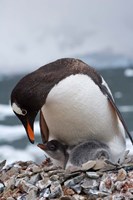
0, 182, 5, 193
86, 171, 99, 179
48, 168, 65, 176
83, 189, 109, 198
111, 192, 133, 200
81, 178, 99, 190
7, 197, 15, 200
114, 180, 122, 191
70, 184, 82, 194
93, 160, 107, 170
5, 175, 16, 190
63, 187, 75, 195
72, 194, 88, 200
25, 189, 37, 200
28, 173, 40, 184
81, 160, 96, 171
31, 165, 40, 173
1, 167, 19, 182
60, 196, 73, 200
66, 166, 81, 173
50, 174, 59, 181
36, 178, 51, 190
40, 171, 49, 179
49, 181, 63, 198
64, 171, 81, 180
17, 194, 27, 200
99, 176, 114, 193
64, 174, 85, 187
0, 154, 133, 199
4, 163, 14, 171
39, 188, 50, 198
0, 160, 6, 171
117, 168, 127, 181
17, 179, 38, 193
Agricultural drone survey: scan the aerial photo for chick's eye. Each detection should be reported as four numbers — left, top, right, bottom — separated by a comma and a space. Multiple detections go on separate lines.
49, 144, 56, 151
22, 109, 27, 115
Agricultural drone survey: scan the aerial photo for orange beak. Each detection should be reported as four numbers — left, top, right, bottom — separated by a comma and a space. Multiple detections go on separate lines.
27, 120, 35, 143
14, 111, 37, 144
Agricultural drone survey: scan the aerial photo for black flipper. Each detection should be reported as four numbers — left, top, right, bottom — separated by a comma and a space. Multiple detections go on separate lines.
100, 84, 133, 145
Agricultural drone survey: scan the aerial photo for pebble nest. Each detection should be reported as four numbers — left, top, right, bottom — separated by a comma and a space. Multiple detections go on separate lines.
0, 152, 133, 200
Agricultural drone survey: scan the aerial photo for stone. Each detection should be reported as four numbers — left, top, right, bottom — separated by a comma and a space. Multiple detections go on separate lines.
28, 173, 40, 184
50, 174, 59, 181
49, 181, 63, 198
40, 172, 49, 179
40, 188, 50, 198
117, 168, 127, 181
17, 194, 27, 200
0, 182, 5, 193
72, 194, 87, 200
25, 189, 37, 200
63, 187, 75, 195
64, 171, 81, 180
1, 167, 19, 182
70, 184, 82, 194
64, 174, 85, 187
1, 155, 133, 200
81, 178, 99, 190
48, 169, 65, 176
99, 176, 114, 193
86, 171, 99, 179
15, 177, 29, 187
81, 160, 96, 171
5, 175, 16, 190
31, 165, 40, 173
83, 189, 109, 198
0, 160, 6, 171
60, 196, 73, 200
36, 178, 51, 190
17, 179, 38, 193
114, 180, 124, 191
93, 160, 107, 170
66, 166, 81, 173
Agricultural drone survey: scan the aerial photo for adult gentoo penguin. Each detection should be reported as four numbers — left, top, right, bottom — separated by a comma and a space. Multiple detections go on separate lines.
11, 58, 133, 163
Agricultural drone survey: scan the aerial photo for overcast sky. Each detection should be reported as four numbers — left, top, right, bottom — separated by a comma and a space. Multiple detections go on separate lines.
0, 0, 133, 74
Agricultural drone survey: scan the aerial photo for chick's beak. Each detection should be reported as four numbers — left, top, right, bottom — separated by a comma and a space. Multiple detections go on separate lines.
37, 143, 47, 151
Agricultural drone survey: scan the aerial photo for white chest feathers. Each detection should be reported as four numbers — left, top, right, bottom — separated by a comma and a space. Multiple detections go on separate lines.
42, 74, 125, 149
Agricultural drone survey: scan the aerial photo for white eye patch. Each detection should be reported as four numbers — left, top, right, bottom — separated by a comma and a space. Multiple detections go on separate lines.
12, 102, 27, 116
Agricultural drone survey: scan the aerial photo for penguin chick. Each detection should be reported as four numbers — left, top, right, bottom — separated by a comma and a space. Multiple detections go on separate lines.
38, 139, 111, 169
37, 140, 69, 169
67, 140, 111, 167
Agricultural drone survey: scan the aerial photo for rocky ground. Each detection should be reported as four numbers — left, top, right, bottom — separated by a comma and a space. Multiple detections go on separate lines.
0, 152, 133, 200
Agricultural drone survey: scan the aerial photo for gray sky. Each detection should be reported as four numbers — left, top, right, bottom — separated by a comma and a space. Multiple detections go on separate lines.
0, 0, 133, 74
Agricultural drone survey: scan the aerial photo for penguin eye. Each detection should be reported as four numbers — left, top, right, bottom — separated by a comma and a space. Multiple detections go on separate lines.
22, 109, 27, 116
12, 102, 27, 116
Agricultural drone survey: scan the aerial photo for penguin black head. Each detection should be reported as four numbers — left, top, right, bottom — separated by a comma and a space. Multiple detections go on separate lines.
11, 71, 46, 143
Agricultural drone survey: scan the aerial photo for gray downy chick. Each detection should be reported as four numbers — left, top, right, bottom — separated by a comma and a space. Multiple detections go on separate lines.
38, 139, 111, 169
37, 140, 69, 169
66, 140, 111, 168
